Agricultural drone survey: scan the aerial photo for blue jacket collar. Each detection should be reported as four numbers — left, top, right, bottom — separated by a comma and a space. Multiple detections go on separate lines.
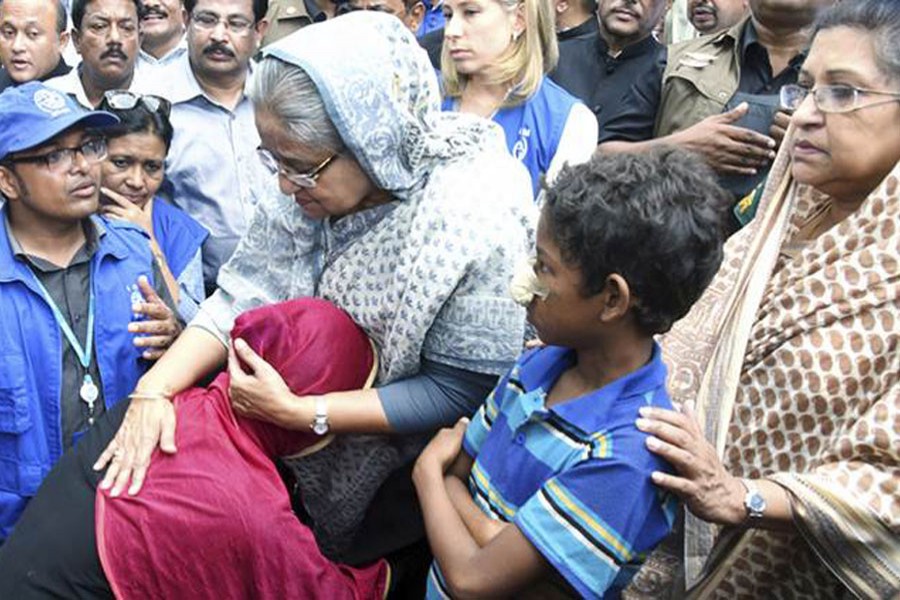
0, 210, 129, 283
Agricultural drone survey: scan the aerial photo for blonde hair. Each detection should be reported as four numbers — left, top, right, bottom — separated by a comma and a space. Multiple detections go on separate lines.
441, 0, 558, 107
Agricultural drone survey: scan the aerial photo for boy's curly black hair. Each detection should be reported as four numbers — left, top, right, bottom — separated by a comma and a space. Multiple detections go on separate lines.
542, 147, 731, 335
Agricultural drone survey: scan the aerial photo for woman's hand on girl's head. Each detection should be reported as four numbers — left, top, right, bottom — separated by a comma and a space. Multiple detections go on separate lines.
636, 401, 747, 527
99, 186, 154, 234
228, 338, 306, 428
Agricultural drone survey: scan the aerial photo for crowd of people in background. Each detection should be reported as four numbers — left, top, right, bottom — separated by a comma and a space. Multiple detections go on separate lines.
0, 0, 897, 597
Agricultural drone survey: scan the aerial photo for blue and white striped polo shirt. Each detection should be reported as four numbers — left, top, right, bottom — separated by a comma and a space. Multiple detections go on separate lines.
427, 344, 678, 599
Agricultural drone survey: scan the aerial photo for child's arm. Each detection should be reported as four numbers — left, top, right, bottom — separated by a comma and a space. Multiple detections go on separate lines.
445, 451, 509, 546
413, 420, 548, 598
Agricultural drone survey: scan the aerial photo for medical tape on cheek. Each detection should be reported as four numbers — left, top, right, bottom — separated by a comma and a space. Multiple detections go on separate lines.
509, 258, 550, 307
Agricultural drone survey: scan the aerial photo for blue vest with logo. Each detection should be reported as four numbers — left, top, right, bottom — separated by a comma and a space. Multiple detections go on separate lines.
443, 77, 579, 197
0, 213, 155, 541
151, 196, 208, 279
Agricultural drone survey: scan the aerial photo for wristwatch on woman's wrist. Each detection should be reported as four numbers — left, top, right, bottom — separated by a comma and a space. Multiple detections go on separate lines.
741, 478, 767, 524
310, 396, 329, 436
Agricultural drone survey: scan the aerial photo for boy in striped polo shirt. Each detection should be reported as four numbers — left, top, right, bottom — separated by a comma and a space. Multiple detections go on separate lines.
412, 148, 731, 599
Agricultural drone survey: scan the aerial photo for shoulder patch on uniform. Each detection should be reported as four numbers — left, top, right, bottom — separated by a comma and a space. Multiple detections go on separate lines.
679, 52, 716, 69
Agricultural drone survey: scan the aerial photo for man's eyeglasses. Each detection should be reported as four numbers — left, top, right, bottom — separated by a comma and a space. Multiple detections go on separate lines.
3, 139, 108, 173
190, 11, 254, 35
101, 90, 172, 118
780, 83, 900, 114
257, 148, 338, 189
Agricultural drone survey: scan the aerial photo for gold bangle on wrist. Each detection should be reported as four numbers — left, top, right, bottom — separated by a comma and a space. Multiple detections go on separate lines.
128, 391, 173, 402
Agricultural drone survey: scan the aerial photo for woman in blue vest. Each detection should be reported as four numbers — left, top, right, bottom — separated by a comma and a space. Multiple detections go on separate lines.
440, 0, 597, 199
96, 91, 208, 323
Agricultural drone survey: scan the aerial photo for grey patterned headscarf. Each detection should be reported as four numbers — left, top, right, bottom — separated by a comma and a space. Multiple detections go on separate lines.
263, 12, 498, 198
230, 13, 537, 560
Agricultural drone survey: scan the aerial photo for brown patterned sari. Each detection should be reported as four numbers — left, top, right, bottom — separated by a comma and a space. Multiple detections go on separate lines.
627, 138, 900, 599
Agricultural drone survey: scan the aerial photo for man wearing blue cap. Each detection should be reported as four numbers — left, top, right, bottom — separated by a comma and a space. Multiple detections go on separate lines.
0, 82, 180, 541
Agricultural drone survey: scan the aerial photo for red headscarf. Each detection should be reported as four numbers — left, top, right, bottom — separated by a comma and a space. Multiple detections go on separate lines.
96, 298, 387, 600
231, 297, 375, 402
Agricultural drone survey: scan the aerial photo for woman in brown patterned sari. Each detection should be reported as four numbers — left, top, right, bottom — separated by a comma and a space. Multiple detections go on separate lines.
626, 1, 900, 597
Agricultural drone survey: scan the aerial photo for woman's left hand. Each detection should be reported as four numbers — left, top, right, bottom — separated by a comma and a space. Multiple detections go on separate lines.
100, 187, 154, 234
228, 338, 302, 427
636, 401, 746, 527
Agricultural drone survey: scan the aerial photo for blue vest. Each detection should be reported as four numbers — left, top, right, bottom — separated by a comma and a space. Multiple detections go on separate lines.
0, 214, 155, 540
443, 77, 579, 197
151, 196, 208, 279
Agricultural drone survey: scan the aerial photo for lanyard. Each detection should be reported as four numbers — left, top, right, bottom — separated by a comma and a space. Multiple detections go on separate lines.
30, 275, 95, 371
31, 272, 100, 420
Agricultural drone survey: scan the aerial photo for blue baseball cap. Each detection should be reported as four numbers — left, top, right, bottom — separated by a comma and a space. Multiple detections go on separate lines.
0, 82, 119, 162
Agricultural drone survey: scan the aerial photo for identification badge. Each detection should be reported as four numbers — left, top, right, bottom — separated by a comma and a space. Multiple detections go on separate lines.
80, 374, 99, 406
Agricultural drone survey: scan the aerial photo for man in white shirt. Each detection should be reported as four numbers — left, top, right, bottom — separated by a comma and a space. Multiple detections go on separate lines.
149, 0, 273, 293
46, 0, 144, 107
137, 0, 187, 73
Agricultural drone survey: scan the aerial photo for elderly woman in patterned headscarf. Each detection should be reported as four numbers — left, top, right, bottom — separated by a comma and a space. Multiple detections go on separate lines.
628, 1, 900, 597
93, 12, 535, 567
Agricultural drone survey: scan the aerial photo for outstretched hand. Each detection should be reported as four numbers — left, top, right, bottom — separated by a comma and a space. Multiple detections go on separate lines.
129, 275, 180, 360
94, 394, 177, 497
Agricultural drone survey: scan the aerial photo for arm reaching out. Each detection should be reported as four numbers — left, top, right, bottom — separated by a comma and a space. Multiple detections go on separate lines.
599, 103, 777, 176
94, 325, 228, 496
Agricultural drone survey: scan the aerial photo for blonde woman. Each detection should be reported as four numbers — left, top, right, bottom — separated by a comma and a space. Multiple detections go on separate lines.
441, 0, 597, 197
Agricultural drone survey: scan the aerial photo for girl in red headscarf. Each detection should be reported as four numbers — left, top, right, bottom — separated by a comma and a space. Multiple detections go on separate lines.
0, 298, 389, 600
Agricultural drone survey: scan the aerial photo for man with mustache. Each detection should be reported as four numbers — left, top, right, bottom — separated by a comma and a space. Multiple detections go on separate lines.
550, 0, 667, 145
0, 0, 72, 93
46, 0, 149, 107
138, 0, 187, 74
147, 0, 272, 293
0, 82, 179, 541
687, 0, 747, 35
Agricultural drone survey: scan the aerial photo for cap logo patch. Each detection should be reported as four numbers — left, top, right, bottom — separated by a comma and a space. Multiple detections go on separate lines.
33, 89, 70, 117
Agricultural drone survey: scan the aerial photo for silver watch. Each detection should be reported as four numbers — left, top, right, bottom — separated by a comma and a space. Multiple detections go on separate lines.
310, 396, 329, 436
741, 478, 767, 523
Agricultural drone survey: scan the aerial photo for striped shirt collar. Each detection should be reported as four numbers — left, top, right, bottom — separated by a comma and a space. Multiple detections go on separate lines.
511, 342, 666, 432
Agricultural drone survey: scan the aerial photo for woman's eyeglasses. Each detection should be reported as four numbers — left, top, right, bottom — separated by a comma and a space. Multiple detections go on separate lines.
3, 138, 107, 173
257, 148, 338, 189
101, 90, 172, 118
780, 83, 900, 114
